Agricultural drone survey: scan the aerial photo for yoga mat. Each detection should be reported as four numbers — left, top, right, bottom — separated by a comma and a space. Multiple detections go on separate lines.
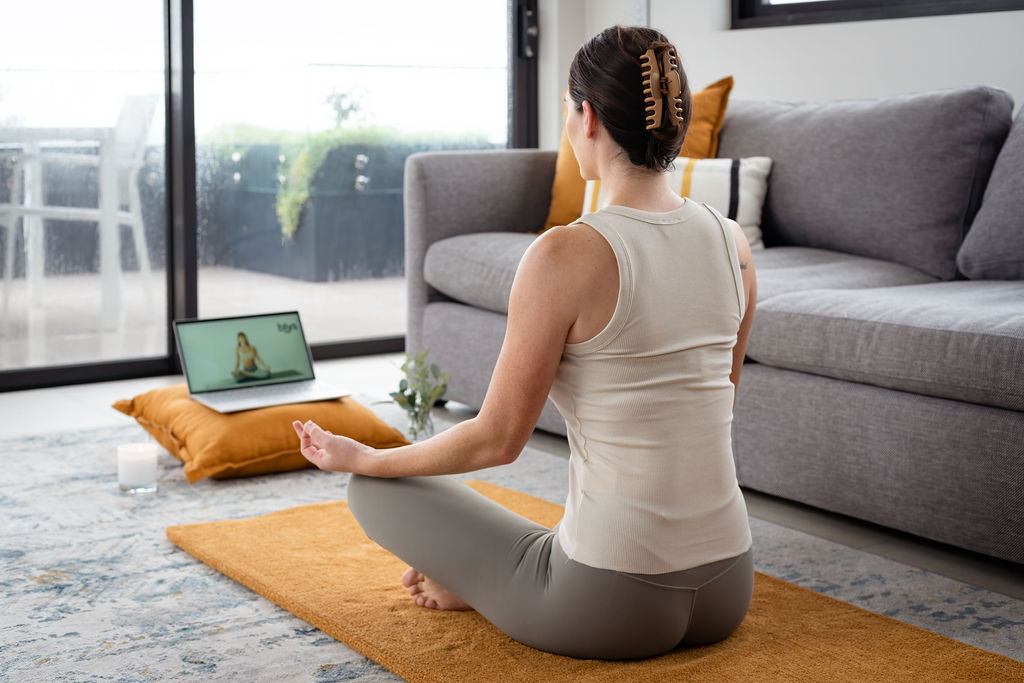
167, 481, 1024, 682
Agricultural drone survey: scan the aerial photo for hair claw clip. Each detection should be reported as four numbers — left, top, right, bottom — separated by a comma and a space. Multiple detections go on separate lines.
641, 49, 663, 131
660, 48, 685, 128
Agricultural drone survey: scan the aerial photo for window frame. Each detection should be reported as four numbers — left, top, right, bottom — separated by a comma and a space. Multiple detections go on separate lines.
732, 0, 1024, 29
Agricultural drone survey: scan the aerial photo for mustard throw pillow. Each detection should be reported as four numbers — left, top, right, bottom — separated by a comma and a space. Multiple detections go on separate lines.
679, 76, 734, 159
542, 76, 734, 231
113, 384, 409, 483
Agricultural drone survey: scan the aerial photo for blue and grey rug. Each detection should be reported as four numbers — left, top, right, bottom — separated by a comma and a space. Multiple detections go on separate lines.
2, 401, 1022, 681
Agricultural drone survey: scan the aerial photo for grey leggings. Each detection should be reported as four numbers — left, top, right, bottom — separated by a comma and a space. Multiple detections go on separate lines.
347, 474, 753, 660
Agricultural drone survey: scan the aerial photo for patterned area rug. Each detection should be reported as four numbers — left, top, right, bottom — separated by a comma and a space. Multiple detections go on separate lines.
1, 401, 1022, 680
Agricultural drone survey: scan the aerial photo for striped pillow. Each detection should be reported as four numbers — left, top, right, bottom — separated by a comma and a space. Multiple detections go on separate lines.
582, 156, 773, 249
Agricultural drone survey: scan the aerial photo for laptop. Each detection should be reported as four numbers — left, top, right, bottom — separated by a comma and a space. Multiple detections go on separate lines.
173, 311, 348, 413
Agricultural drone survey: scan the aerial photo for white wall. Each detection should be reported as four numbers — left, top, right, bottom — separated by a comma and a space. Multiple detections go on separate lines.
537, 0, 1024, 149
537, 0, 586, 152
537, 0, 650, 149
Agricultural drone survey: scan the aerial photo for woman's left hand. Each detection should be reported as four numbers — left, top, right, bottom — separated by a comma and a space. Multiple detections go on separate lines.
292, 420, 372, 473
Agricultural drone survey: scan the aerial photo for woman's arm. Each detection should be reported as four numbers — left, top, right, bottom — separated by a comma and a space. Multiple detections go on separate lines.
730, 223, 757, 393
253, 348, 270, 372
234, 347, 241, 373
295, 225, 610, 477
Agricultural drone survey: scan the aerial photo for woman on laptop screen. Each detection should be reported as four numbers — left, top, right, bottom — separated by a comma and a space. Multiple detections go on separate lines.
294, 25, 757, 660
232, 332, 271, 381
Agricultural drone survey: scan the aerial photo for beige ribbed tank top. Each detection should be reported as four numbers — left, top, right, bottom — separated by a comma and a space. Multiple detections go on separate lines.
550, 200, 752, 574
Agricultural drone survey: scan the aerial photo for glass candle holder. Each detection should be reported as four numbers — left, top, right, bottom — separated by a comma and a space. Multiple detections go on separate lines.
117, 442, 159, 494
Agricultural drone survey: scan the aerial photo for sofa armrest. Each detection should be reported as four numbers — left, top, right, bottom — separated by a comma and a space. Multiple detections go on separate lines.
404, 149, 557, 353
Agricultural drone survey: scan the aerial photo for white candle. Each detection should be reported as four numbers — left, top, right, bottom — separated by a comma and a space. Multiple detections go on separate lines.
118, 442, 159, 494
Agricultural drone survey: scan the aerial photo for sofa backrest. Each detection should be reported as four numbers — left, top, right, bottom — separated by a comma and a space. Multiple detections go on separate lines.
957, 106, 1024, 280
717, 87, 1013, 280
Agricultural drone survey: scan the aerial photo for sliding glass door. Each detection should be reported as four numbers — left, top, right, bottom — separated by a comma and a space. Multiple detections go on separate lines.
0, 0, 534, 391
0, 2, 167, 372
192, 1, 509, 345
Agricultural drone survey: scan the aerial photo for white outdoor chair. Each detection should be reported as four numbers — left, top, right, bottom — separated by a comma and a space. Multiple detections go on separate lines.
1, 94, 160, 330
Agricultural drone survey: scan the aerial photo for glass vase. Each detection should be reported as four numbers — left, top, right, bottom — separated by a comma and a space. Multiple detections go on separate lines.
409, 412, 435, 441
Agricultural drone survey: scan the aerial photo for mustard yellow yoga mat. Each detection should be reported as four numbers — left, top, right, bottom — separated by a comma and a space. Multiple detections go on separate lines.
166, 482, 1023, 682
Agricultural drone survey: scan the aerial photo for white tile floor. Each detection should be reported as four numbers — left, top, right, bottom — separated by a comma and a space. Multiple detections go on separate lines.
0, 355, 402, 440
1, 353, 1022, 602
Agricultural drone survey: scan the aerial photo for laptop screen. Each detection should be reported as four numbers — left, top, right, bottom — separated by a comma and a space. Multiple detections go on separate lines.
174, 311, 315, 394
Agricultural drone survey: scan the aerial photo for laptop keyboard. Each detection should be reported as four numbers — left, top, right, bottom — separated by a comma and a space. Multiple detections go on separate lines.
204, 381, 313, 404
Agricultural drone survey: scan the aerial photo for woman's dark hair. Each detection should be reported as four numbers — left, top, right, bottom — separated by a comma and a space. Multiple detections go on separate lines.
568, 26, 691, 172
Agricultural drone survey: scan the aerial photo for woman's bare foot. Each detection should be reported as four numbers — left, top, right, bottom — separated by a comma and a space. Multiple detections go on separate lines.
400, 567, 472, 611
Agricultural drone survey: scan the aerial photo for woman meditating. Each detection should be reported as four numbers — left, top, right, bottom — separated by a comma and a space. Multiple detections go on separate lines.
293, 25, 757, 660
232, 332, 271, 381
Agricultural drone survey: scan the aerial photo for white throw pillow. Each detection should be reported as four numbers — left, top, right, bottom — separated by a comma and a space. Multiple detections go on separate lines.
581, 156, 773, 249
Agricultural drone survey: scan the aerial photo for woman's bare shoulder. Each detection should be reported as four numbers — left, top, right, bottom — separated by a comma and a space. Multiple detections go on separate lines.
533, 222, 613, 261
516, 223, 615, 294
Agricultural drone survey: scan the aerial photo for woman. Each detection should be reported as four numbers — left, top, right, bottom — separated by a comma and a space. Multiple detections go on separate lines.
293, 25, 757, 660
232, 332, 271, 380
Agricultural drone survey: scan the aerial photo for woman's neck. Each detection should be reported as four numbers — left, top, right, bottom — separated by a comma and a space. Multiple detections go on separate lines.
596, 156, 685, 214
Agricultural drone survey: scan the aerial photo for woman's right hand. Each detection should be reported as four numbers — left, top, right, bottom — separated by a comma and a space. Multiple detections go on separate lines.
292, 420, 374, 473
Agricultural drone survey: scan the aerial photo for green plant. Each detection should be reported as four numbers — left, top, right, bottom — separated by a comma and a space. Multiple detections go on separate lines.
275, 126, 496, 240
275, 141, 321, 240
274, 126, 388, 240
386, 351, 449, 440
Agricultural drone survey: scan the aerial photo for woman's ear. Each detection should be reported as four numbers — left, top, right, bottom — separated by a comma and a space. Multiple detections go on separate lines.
580, 100, 600, 139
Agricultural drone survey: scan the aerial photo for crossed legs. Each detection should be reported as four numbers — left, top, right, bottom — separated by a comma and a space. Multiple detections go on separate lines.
346, 474, 753, 660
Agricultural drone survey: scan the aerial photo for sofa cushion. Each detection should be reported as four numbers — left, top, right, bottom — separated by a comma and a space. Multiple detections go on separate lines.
733, 363, 1024, 564
717, 87, 1014, 280
426, 240, 940, 314
424, 232, 535, 314
753, 247, 938, 302
958, 107, 1024, 280
746, 281, 1024, 411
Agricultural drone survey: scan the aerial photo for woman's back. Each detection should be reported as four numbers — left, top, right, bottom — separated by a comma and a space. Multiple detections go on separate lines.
550, 200, 751, 574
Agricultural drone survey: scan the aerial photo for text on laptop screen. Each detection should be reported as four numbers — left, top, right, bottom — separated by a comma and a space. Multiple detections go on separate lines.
176, 312, 315, 393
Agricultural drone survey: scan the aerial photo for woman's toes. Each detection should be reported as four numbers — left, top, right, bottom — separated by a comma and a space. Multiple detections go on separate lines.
398, 568, 471, 611
401, 567, 424, 588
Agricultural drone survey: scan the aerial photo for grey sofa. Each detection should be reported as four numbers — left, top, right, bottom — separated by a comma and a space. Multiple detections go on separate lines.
404, 86, 1024, 565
